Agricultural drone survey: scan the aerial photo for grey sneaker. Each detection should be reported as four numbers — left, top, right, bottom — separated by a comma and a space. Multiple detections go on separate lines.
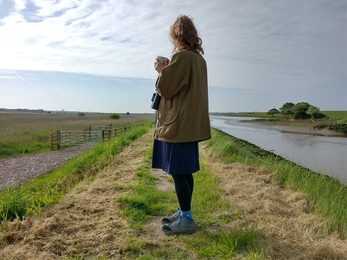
162, 216, 195, 235
161, 208, 180, 224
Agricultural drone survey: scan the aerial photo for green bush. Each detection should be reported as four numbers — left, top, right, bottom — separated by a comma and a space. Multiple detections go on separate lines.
77, 112, 85, 116
109, 113, 120, 120
311, 112, 325, 119
314, 123, 347, 135
293, 111, 310, 119
328, 123, 347, 135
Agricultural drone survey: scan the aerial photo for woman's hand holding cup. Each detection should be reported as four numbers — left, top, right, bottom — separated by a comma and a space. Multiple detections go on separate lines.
154, 56, 169, 73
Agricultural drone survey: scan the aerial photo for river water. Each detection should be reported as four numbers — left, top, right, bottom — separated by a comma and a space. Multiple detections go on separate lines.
210, 116, 347, 185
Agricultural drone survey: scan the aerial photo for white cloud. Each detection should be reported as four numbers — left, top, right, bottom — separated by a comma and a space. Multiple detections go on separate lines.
14, 0, 26, 10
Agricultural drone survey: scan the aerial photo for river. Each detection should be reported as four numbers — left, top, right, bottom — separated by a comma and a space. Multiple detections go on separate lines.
210, 116, 347, 185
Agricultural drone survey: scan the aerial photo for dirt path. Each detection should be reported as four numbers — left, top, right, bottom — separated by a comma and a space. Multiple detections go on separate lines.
0, 143, 95, 191
0, 131, 346, 259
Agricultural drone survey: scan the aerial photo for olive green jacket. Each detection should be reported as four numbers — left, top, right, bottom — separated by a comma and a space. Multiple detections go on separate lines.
154, 50, 211, 143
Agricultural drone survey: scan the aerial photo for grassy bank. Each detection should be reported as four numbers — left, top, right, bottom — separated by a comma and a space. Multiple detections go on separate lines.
205, 129, 347, 237
0, 122, 153, 222
0, 112, 154, 158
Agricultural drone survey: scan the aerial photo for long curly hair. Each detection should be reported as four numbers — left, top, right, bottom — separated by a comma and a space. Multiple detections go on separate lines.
169, 15, 204, 55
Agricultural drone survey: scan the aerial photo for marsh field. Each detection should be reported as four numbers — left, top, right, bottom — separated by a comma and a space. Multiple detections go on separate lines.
0, 112, 154, 158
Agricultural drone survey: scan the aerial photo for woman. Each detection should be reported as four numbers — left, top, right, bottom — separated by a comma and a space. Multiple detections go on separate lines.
152, 15, 211, 235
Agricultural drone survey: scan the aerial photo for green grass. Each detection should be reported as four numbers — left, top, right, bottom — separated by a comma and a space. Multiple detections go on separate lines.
322, 110, 347, 120
185, 229, 265, 259
0, 122, 153, 222
122, 237, 192, 260
205, 128, 347, 238
0, 130, 50, 157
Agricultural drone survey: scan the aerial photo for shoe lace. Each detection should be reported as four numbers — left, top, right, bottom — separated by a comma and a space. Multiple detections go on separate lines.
170, 217, 182, 227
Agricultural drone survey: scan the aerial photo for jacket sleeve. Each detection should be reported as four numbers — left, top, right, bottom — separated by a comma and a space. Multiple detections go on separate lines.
156, 51, 190, 99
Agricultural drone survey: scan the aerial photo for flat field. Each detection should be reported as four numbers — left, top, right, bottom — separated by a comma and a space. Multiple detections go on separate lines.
322, 110, 347, 122
0, 112, 154, 158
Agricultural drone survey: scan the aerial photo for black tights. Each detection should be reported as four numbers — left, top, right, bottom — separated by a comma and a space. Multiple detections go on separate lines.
171, 174, 194, 212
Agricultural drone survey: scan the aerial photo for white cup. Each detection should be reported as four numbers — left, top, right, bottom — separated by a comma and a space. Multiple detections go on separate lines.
156, 56, 168, 64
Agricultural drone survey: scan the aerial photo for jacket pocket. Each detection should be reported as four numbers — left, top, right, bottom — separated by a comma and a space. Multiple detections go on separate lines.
158, 110, 178, 139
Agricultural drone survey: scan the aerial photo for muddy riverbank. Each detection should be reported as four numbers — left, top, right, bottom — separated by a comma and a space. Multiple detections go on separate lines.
253, 121, 345, 137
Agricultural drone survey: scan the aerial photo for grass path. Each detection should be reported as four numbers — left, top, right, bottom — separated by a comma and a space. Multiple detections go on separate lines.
0, 131, 346, 259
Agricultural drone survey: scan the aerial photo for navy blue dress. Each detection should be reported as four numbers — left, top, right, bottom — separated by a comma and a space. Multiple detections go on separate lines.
152, 139, 200, 175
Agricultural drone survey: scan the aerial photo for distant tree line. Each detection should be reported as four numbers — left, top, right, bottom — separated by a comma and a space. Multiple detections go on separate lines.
267, 102, 325, 119
0, 108, 110, 115
0, 108, 48, 113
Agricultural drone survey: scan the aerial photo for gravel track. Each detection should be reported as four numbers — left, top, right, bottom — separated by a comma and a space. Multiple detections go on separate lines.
0, 144, 95, 191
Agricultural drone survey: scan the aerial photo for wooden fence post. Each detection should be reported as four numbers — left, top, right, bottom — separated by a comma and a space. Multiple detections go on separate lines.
50, 133, 53, 150
57, 130, 61, 150
102, 130, 105, 141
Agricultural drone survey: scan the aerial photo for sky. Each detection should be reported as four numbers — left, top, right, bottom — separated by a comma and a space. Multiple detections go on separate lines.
0, 0, 346, 113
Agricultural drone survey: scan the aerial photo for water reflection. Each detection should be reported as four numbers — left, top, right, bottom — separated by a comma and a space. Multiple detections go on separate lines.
210, 116, 347, 185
